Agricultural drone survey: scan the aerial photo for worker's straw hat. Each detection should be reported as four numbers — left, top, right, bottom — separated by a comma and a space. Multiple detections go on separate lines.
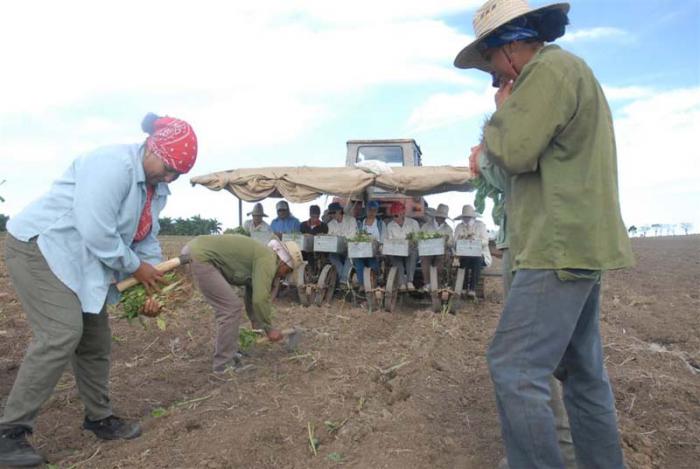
282, 241, 304, 270
454, 0, 570, 72
247, 202, 268, 217
454, 205, 480, 220
435, 203, 451, 220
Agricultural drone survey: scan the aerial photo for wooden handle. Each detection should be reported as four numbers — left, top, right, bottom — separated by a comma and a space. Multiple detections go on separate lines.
116, 257, 184, 293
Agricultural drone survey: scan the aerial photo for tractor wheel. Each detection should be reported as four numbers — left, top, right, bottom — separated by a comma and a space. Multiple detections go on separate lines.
384, 266, 400, 313
315, 264, 337, 306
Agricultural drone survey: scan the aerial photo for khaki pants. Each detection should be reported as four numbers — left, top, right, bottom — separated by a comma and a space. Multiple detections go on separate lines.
501, 247, 577, 469
1, 235, 112, 431
182, 245, 265, 372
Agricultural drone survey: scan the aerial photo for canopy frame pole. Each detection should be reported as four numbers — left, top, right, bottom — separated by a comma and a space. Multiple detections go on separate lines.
238, 197, 243, 227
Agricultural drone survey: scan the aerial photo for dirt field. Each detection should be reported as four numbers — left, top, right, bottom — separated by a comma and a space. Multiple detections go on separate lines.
1, 234, 698, 469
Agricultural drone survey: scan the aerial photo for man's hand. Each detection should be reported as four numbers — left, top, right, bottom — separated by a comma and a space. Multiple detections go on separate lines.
266, 329, 283, 342
141, 297, 162, 317
468, 144, 483, 176
132, 262, 164, 294
495, 80, 513, 109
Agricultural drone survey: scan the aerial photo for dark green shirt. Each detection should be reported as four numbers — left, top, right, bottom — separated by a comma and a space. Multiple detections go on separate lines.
188, 234, 278, 327
484, 45, 634, 271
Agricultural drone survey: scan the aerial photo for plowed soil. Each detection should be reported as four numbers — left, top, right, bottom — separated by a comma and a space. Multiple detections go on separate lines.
1, 234, 698, 469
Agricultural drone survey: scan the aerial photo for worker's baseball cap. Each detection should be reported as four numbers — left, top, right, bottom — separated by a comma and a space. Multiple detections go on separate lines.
367, 200, 380, 210
276, 200, 290, 211
327, 202, 343, 213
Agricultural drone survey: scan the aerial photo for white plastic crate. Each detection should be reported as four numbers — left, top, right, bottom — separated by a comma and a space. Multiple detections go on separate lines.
282, 233, 314, 252
382, 239, 410, 257
250, 231, 276, 246
418, 237, 445, 256
313, 235, 347, 254
348, 240, 378, 258
455, 239, 482, 257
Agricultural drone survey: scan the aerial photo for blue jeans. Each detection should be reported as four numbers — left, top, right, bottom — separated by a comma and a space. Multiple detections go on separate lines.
352, 258, 380, 285
487, 269, 624, 469
329, 254, 353, 284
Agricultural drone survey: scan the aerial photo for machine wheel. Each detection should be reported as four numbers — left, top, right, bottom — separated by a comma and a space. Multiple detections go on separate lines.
454, 268, 466, 300
429, 265, 441, 313
295, 262, 310, 307
384, 266, 400, 312
315, 264, 337, 306
475, 274, 486, 300
270, 278, 281, 302
363, 267, 376, 311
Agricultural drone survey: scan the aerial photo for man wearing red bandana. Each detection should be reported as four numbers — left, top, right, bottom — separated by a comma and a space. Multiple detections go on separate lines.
0, 113, 197, 466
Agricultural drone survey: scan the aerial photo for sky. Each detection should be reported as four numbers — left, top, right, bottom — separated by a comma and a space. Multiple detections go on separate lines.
1, 0, 699, 234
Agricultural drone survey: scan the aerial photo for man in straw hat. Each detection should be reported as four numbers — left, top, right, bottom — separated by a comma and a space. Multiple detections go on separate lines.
181, 235, 303, 373
454, 1, 633, 467
243, 203, 271, 233
453, 204, 491, 298
419, 203, 453, 293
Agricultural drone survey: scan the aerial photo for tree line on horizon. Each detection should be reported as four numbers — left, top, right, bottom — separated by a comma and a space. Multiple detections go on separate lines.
0, 214, 222, 236
628, 223, 694, 237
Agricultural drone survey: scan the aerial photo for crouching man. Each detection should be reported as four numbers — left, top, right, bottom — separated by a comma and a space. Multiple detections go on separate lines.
182, 235, 303, 373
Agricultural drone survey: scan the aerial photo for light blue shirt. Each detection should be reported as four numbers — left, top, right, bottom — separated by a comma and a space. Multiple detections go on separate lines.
8, 143, 169, 313
270, 216, 301, 234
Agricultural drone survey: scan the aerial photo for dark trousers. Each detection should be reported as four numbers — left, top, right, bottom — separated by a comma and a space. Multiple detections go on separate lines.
459, 256, 483, 291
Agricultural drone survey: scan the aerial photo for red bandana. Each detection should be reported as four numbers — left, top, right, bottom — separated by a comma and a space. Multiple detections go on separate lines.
146, 117, 198, 173
134, 185, 155, 242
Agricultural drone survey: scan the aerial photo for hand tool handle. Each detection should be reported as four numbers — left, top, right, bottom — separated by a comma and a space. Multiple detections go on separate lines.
116, 254, 190, 292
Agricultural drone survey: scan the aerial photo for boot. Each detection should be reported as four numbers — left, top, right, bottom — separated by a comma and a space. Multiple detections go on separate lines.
0, 427, 44, 467
83, 415, 141, 440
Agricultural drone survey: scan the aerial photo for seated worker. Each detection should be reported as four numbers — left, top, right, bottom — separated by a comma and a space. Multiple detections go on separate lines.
419, 203, 453, 292
352, 200, 385, 290
385, 202, 420, 291
182, 235, 303, 373
349, 200, 364, 221
453, 204, 491, 298
300, 204, 329, 235
270, 200, 301, 238
243, 203, 271, 233
326, 202, 357, 286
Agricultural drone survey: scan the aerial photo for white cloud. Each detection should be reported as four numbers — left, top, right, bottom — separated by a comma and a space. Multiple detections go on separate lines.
614, 87, 700, 228
406, 85, 494, 133
602, 85, 653, 101
560, 27, 631, 43
0, 1, 475, 116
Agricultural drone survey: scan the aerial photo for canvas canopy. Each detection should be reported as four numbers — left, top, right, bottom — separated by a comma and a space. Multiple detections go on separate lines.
190, 166, 475, 203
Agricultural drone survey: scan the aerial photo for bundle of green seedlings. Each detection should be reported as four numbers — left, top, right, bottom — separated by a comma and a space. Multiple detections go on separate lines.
119, 272, 184, 329
347, 230, 374, 243
224, 226, 250, 236
407, 231, 445, 242
238, 327, 260, 351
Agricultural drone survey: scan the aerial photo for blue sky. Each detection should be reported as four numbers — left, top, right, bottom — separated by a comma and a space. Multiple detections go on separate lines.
1, 0, 699, 234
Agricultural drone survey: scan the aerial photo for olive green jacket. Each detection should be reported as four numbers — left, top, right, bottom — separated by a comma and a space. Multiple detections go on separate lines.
483, 45, 633, 271
188, 234, 279, 328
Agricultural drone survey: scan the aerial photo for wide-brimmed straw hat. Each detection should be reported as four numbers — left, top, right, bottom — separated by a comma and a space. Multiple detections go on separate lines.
247, 202, 268, 217
454, 205, 480, 220
454, 0, 570, 71
434, 203, 451, 220
282, 241, 304, 270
